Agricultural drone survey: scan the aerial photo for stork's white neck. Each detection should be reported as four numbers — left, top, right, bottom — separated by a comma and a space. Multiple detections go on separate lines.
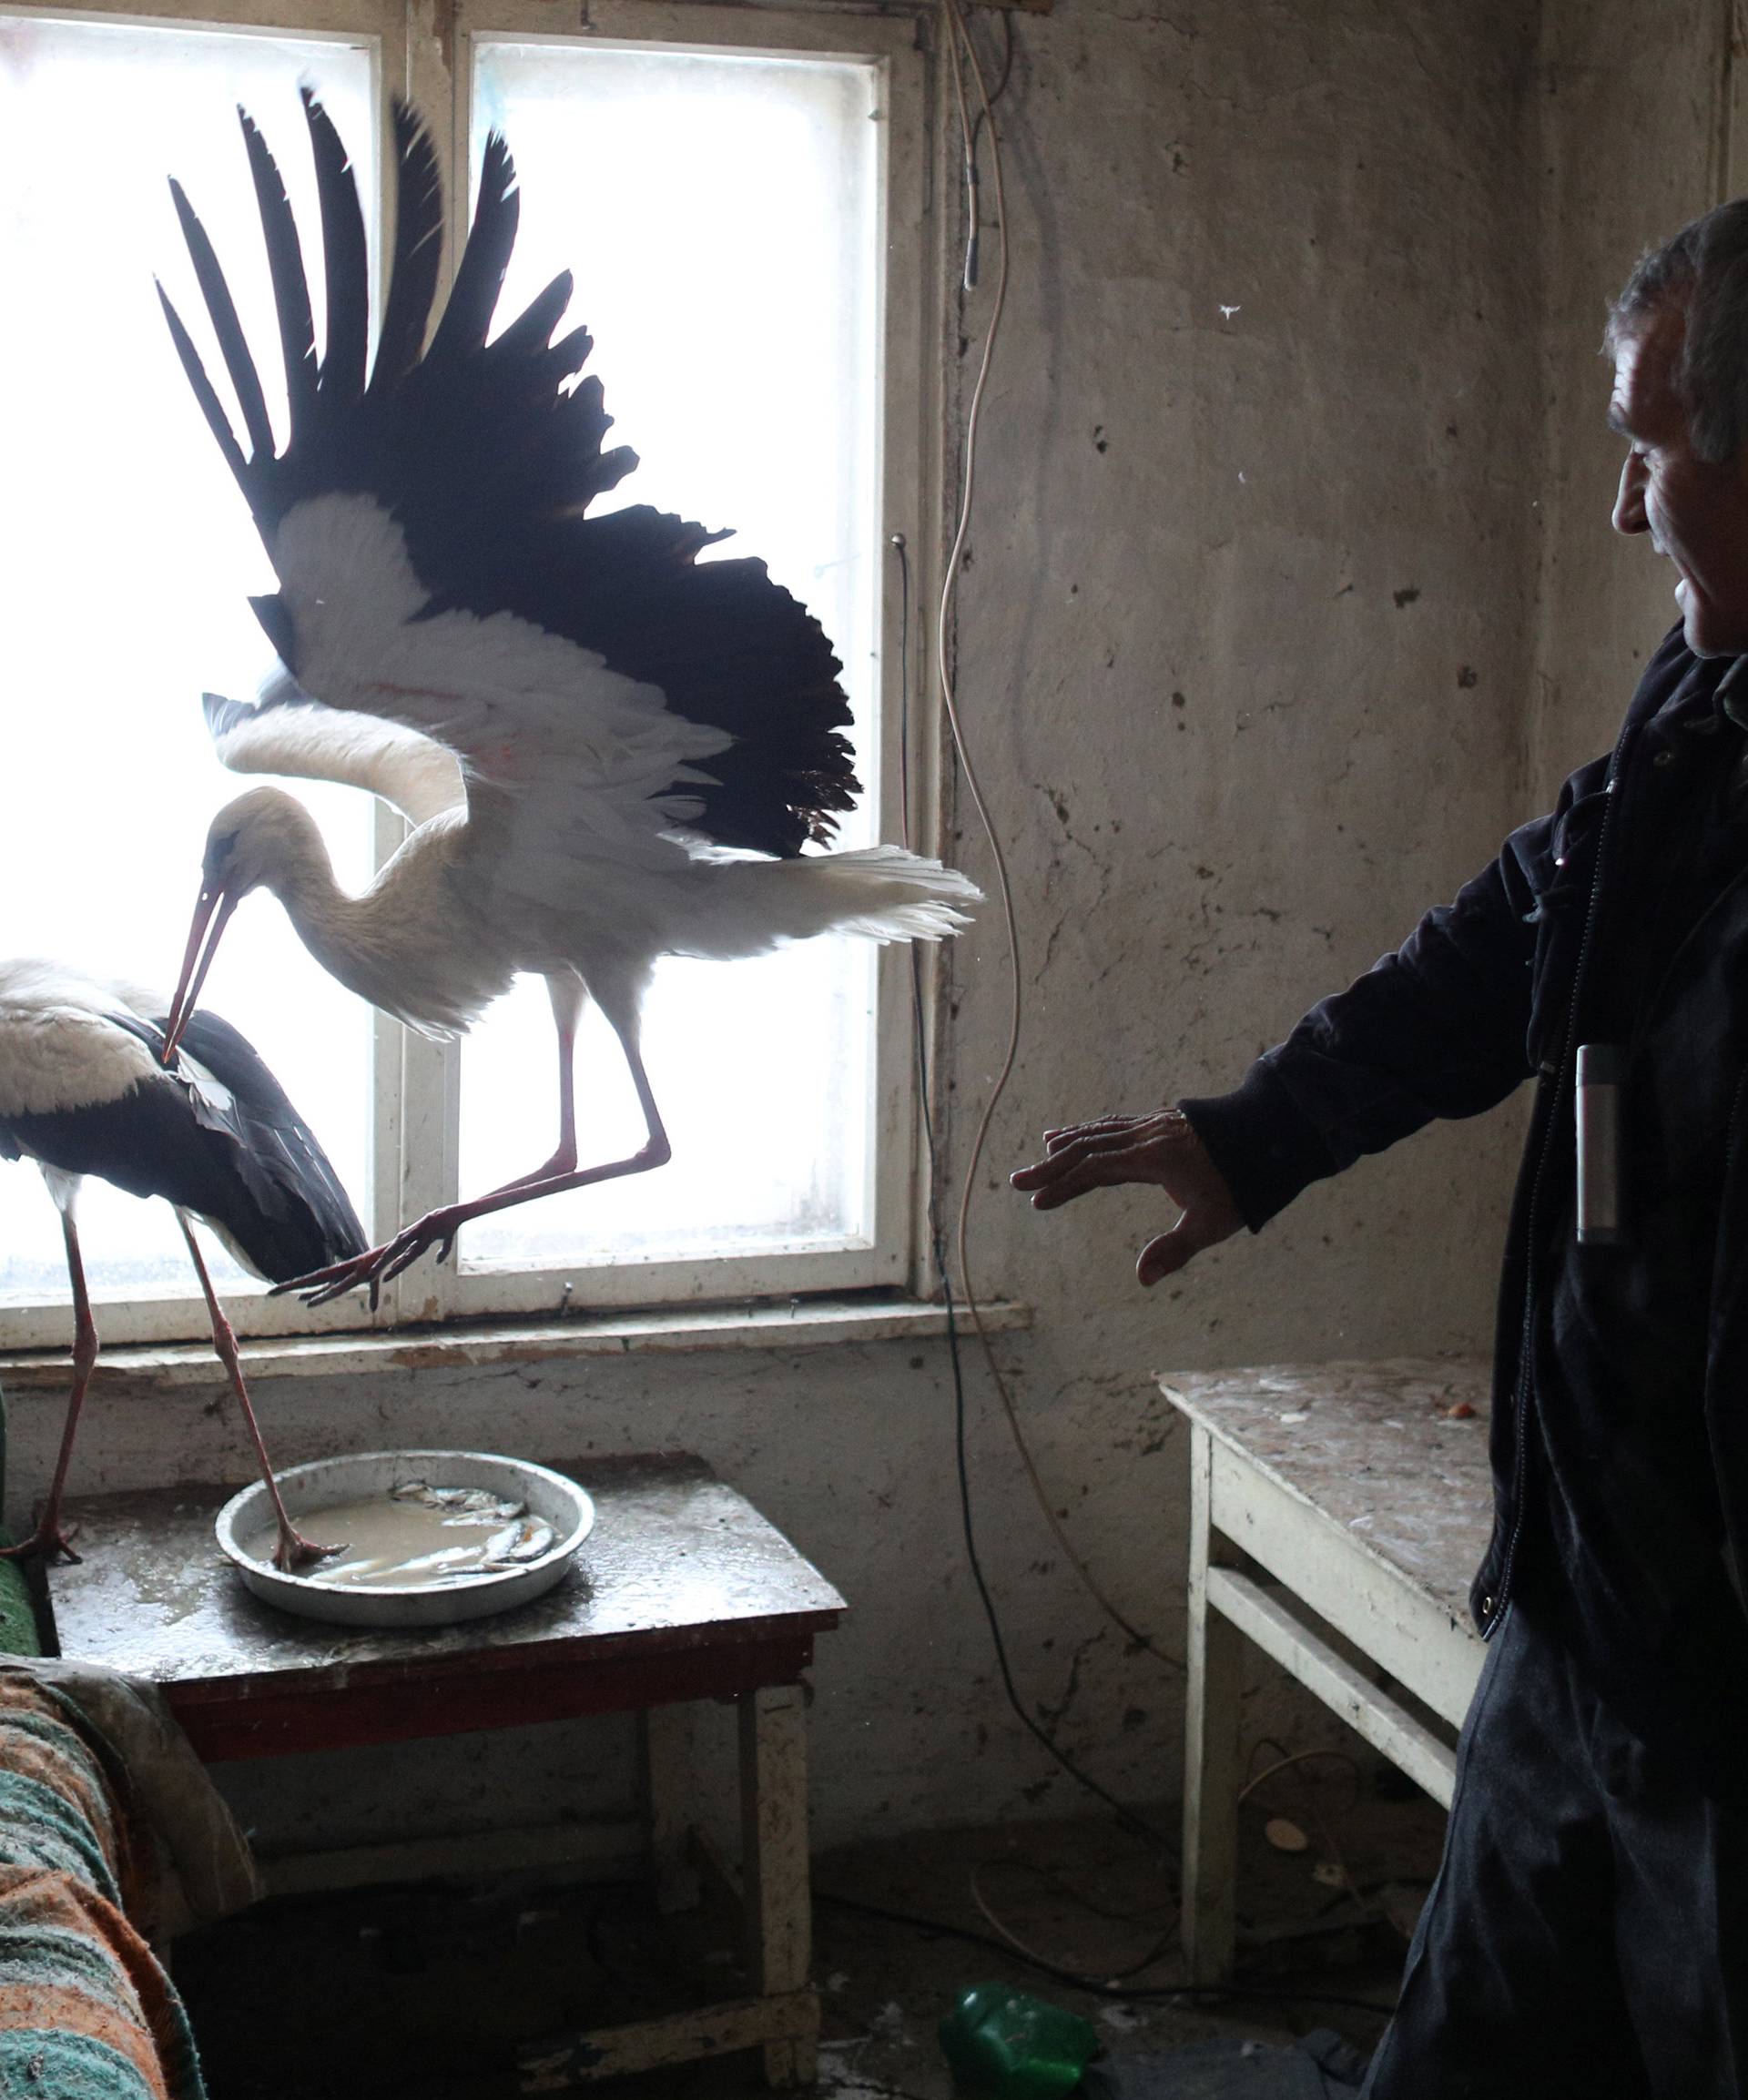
230, 795, 337, 913
233, 795, 384, 1011
245, 797, 508, 1036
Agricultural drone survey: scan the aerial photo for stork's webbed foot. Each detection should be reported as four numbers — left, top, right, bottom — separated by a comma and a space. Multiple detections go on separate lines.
269, 1249, 390, 1309
275, 1528, 344, 1574
273, 1133, 671, 1305
0, 1523, 80, 1567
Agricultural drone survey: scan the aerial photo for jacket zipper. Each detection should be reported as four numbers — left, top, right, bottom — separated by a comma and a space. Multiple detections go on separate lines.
1488, 713, 1640, 1631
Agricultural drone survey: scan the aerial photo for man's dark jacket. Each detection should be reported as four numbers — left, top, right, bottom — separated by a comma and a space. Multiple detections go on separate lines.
1181, 627, 1748, 1650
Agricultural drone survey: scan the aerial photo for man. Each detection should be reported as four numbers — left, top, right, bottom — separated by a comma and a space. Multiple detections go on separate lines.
1013, 202, 1748, 2097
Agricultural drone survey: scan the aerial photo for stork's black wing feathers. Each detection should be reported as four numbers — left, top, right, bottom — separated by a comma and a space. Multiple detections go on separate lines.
370, 104, 443, 397
240, 107, 320, 451
165, 95, 860, 858
166, 179, 275, 462
166, 1009, 366, 1281
303, 87, 368, 410
426, 131, 518, 368
0, 1010, 366, 1284
427, 511, 859, 853
158, 279, 251, 485
491, 274, 582, 374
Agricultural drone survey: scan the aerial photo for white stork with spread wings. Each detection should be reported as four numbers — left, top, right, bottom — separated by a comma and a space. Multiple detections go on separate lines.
157, 93, 977, 1304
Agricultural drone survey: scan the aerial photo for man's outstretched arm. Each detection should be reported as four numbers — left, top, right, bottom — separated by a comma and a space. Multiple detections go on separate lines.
1010, 781, 1589, 1284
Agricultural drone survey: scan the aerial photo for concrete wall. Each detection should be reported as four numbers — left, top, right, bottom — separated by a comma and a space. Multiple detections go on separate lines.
952, 0, 1540, 1392
11, 0, 1564, 1857
926, 0, 1544, 1835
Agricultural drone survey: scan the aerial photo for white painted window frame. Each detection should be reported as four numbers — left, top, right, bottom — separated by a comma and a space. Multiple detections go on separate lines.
0, 0, 947, 1349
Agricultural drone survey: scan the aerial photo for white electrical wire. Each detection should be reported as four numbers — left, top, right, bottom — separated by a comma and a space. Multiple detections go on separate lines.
934, 0, 1177, 1669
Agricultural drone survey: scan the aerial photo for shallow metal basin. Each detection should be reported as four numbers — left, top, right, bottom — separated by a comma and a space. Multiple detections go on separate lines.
215, 1449, 595, 1628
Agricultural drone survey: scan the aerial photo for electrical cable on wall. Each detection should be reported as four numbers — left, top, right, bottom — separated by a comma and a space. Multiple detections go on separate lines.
925, 0, 1189, 1884
930, 0, 1184, 1680
905, 9, 1397, 1995
899, 533, 1174, 1859
909, 0, 1194, 1953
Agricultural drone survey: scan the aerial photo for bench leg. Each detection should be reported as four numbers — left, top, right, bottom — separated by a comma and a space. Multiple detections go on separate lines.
1182, 1423, 1244, 1986
739, 1684, 818, 2086
643, 1704, 701, 1913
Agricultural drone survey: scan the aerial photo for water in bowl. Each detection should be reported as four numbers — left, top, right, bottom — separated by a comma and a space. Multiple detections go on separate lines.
244, 1480, 557, 1588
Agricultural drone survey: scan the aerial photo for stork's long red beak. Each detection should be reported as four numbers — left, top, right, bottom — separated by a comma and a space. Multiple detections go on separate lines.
160, 884, 238, 1066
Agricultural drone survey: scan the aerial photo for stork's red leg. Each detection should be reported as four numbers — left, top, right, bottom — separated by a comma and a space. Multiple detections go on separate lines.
464, 977, 584, 1197
377, 1050, 669, 1287
176, 1214, 339, 1572
279, 998, 667, 1304
0, 1213, 98, 1564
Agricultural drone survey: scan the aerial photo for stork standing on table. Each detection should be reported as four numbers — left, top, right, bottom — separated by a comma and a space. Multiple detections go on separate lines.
156, 93, 978, 1304
0, 960, 365, 1566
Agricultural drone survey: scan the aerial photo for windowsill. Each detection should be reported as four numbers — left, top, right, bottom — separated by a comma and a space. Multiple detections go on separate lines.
0, 1293, 1032, 1391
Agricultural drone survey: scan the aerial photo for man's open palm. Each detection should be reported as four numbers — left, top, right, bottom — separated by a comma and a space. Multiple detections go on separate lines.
1011, 1107, 1242, 1285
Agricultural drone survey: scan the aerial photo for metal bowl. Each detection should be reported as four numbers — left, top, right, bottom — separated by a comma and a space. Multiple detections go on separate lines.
215, 1449, 595, 1628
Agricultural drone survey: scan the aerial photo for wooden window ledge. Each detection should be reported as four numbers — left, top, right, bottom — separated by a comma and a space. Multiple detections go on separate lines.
0, 1293, 1030, 1391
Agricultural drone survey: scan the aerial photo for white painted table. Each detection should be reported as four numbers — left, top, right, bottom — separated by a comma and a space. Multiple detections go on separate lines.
1157, 1359, 1493, 1985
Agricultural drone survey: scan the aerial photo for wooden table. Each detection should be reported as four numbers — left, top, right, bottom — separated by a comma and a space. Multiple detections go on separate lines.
40, 1452, 844, 2091
1158, 1360, 1493, 1986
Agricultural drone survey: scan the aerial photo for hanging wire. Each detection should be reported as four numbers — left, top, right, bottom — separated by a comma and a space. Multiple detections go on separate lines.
932, 0, 1185, 1678
960, 6, 1014, 289
895, 516, 1174, 1853
887, 8, 1390, 1993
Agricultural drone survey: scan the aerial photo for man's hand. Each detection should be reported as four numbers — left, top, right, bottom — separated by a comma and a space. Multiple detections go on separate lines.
1010, 1107, 1243, 1286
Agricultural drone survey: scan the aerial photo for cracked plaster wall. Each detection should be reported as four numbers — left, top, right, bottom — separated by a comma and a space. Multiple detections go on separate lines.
950, 0, 1540, 1404
933, 0, 1546, 1838
10, 0, 1571, 1857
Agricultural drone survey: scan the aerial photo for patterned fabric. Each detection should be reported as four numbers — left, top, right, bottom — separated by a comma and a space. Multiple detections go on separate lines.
0, 1679, 204, 2100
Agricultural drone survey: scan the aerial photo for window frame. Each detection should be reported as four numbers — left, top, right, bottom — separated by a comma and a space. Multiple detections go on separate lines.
0, 0, 945, 1349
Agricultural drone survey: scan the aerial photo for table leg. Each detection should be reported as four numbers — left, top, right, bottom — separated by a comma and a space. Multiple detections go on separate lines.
1182, 1422, 1244, 1986
643, 1704, 701, 1913
738, 1683, 818, 2087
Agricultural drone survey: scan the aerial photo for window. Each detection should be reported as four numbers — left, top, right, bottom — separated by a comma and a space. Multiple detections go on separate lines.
0, 0, 933, 1344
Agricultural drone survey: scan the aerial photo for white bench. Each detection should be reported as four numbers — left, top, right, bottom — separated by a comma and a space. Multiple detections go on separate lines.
1158, 1358, 1492, 1986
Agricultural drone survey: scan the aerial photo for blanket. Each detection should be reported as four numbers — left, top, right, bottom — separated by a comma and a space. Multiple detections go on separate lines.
0, 1674, 206, 2099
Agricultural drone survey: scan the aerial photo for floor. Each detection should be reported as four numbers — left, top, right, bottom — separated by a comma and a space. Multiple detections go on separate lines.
172, 1761, 1443, 2100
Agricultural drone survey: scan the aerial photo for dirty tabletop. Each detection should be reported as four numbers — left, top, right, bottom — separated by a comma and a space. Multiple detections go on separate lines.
44, 1454, 845, 1760
1156, 1356, 1493, 1623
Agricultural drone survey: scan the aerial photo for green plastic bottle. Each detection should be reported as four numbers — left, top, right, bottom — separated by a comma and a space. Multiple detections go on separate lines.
938, 1983, 1100, 2100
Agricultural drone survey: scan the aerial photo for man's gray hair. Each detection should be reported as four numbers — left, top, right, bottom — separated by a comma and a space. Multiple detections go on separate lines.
1611, 198, 1748, 463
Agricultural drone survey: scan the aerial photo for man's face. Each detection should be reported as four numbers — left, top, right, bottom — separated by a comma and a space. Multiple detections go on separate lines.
1611, 300, 1748, 655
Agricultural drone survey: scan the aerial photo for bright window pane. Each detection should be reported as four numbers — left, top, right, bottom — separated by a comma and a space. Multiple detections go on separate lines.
460, 40, 882, 1268
0, 24, 376, 1301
